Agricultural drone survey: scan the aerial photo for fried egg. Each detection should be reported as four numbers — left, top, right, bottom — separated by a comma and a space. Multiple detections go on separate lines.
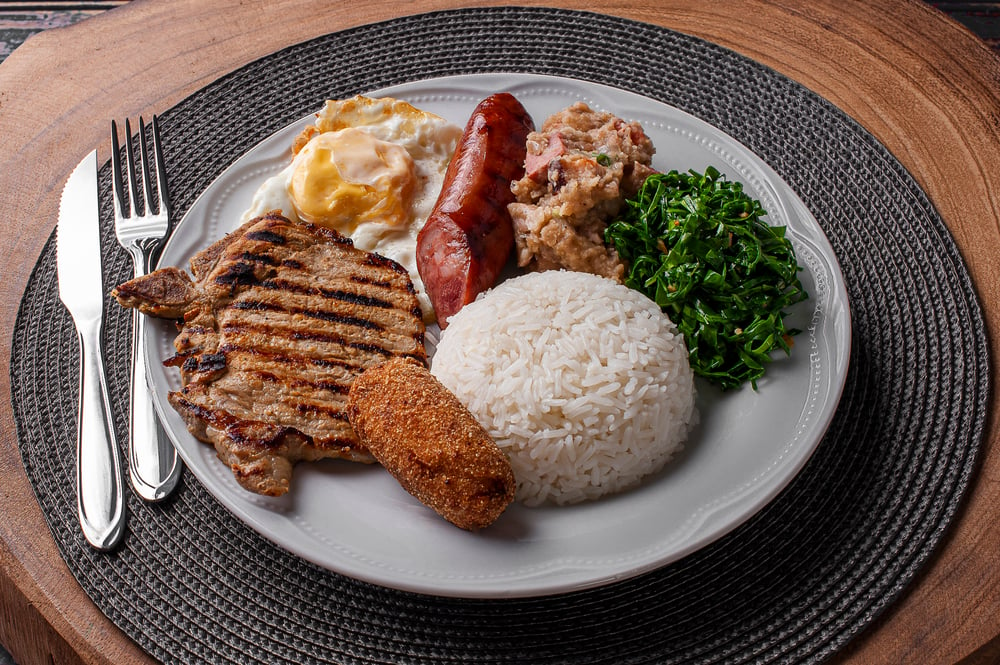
242, 96, 462, 321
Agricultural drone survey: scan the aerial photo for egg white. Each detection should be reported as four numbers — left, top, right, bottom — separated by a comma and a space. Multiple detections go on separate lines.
241, 96, 462, 322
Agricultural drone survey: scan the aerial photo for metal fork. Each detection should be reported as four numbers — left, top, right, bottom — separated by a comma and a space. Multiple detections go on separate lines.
112, 116, 183, 502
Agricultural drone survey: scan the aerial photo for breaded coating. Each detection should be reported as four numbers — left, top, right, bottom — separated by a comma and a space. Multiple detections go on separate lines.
347, 357, 515, 530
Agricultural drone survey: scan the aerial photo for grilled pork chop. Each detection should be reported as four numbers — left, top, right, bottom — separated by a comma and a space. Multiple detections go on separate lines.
112, 212, 427, 496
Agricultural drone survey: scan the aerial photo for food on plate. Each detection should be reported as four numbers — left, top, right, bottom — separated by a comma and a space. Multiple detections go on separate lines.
121, 86, 805, 530
347, 356, 516, 530
415, 92, 534, 327
507, 102, 656, 280
604, 167, 808, 390
241, 96, 463, 322
112, 212, 427, 496
113, 265, 198, 319
431, 270, 697, 506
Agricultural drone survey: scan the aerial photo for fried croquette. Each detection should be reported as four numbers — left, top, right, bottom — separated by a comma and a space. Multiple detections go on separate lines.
346, 356, 515, 530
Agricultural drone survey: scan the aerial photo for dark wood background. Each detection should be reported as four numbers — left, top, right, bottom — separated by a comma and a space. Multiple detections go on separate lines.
0, 1, 997, 664
929, 2, 1000, 50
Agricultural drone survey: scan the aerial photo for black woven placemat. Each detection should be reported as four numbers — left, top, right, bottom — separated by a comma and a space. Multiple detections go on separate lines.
10, 7, 990, 664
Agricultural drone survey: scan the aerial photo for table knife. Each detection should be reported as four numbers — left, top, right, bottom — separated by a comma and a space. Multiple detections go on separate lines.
56, 149, 126, 550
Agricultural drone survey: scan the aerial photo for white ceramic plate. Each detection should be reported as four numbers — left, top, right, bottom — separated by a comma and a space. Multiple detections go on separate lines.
146, 73, 851, 598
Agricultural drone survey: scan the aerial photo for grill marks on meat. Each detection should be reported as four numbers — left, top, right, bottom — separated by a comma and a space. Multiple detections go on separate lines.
113, 212, 426, 496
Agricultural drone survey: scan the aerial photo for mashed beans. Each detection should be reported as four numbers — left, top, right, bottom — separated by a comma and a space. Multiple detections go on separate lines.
430, 270, 697, 506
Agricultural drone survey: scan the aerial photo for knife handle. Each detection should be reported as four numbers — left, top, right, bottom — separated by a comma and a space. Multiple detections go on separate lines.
127, 304, 182, 501
74, 322, 126, 550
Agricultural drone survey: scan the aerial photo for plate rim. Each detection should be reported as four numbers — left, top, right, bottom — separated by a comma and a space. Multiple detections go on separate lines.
146, 71, 852, 598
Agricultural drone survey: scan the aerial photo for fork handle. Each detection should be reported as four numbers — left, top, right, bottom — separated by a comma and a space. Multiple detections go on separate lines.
127, 257, 183, 501
75, 323, 126, 550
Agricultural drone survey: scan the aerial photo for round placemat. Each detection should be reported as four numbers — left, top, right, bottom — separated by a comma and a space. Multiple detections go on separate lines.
10, 7, 989, 664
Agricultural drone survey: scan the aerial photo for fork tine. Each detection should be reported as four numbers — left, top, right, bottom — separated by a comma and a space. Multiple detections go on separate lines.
124, 118, 144, 217
137, 117, 157, 215
111, 119, 125, 219
150, 115, 168, 217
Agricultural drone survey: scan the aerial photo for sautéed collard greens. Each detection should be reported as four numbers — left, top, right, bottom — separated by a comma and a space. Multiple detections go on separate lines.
605, 167, 808, 390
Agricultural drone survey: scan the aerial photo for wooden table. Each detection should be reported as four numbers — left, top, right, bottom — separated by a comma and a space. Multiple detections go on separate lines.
1, 1, 998, 663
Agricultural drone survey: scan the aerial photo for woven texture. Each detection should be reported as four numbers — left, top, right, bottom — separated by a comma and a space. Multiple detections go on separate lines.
10, 7, 989, 664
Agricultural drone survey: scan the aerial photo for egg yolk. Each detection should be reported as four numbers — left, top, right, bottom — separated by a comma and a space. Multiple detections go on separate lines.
288, 128, 416, 232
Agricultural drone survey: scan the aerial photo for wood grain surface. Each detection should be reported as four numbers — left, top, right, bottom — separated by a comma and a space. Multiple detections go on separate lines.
1, 1, 998, 663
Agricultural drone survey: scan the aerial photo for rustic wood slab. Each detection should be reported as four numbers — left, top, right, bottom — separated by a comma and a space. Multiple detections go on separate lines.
0, 0, 998, 663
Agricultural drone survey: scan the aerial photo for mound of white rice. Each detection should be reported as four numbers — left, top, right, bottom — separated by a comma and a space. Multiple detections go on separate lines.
430, 270, 697, 506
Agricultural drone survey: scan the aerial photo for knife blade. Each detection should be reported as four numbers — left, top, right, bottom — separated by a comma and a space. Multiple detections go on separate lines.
57, 149, 127, 551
